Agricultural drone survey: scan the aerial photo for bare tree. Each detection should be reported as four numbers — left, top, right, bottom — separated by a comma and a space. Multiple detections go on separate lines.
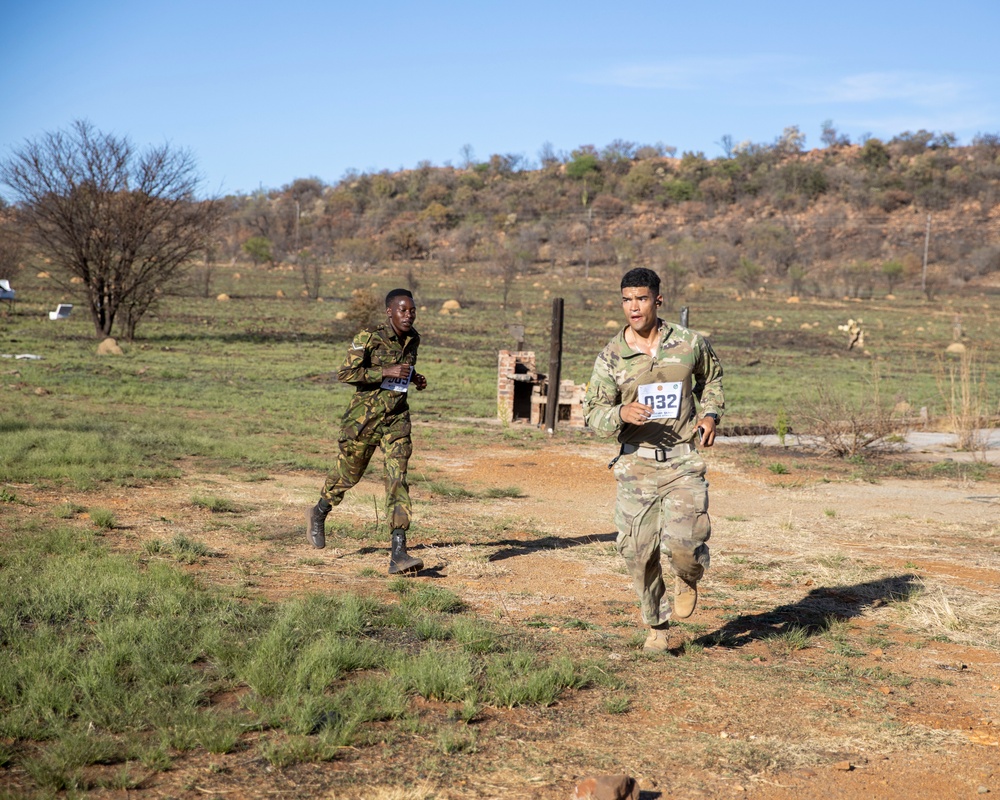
0, 120, 222, 339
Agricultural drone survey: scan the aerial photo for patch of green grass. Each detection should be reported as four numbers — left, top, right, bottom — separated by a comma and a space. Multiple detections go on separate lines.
88, 508, 116, 529
168, 534, 211, 562
561, 617, 598, 631
192, 495, 242, 513
768, 463, 789, 475
52, 501, 85, 518
765, 625, 812, 656
394, 645, 474, 702
483, 486, 526, 498
399, 583, 465, 614
485, 652, 586, 708
437, 726, 478, 754
425, 480, 476, 499
601, 694, 631, 714
823, 508, 837, 517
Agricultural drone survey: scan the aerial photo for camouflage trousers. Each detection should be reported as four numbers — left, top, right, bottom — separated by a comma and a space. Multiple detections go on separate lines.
612, 450, 711, 627
321, 411, 413, 531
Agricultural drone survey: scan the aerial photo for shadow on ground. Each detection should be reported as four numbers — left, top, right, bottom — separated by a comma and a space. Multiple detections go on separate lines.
695, 573, 920, 649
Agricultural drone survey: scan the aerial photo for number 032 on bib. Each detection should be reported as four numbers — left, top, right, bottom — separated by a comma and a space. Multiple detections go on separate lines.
637, 381, 682, 420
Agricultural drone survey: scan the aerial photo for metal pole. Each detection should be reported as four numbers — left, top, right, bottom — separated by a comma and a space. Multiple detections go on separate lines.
680, 306, 689, 328
544, 298, 564, 434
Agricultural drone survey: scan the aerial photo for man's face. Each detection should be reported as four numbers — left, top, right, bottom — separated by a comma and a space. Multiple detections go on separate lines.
621, 286, 661, 333
387, 296, 417, 335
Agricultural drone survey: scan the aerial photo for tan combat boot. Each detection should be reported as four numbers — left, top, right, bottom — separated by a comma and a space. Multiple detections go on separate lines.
643, 624, 670, 652
673, 576, 698, 619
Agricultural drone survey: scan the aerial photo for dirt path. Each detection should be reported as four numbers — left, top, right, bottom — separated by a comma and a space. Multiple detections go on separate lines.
10, 437, 1000, 799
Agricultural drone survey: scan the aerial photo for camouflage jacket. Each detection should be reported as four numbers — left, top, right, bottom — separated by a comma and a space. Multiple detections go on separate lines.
583, 320, 724, 448
337, 322, 420, 423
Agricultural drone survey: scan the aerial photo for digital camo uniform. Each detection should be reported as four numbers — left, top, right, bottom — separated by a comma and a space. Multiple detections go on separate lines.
583, 321, 725, 627
321, 321, 420, 531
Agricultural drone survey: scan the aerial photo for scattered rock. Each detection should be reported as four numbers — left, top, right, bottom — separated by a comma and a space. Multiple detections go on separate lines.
832, 760, 853, 771
276, 289, 285, 298
70, 276, 84, 284
216, 293, 230, 302
34, 386, 49, 396
97, 337, 123, 356
605, 320, 619, 329
571, 774, 638, 800
442, 299, 461, 311
786, 296, 801, 303
946, 342, 966, 354
37, 271, 50, 278
335, 311, 347, 320
749, 320, 764, 328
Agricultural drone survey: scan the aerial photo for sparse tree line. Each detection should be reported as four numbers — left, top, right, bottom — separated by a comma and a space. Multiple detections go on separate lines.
2, 120, 1000, 338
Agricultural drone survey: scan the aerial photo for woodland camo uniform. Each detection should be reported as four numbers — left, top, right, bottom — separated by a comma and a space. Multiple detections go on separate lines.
584, 292, 724, 635
320, 321, 419, 528
307, 288, 427, 575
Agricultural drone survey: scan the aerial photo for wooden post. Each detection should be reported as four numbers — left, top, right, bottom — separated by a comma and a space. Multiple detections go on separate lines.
544, 298, 564, 434
680, 306, 689, 328
922, 213, 931, 295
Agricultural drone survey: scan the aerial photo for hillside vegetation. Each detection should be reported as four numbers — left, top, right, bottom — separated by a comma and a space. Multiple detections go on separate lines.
210, 128, 1000, 303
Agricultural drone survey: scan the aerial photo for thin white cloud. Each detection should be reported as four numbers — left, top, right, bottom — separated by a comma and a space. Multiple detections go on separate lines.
582, 56, 790, 90
819, 71, 968, 106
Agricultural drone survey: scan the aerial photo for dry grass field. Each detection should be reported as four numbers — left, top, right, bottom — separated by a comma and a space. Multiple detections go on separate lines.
4, 424, 998, 799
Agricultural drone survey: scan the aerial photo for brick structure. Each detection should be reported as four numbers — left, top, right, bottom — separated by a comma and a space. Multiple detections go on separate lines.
497, 350, 587, 427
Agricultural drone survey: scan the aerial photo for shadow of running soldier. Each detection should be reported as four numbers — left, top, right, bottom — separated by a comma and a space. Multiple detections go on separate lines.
584, 268, 725, 653
694, 574, 921, 650
307, 288, 428, 575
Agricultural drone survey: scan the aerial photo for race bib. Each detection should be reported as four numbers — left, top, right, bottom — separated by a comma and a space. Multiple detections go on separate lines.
380, 366, 413, 393
637, 381, 682, 420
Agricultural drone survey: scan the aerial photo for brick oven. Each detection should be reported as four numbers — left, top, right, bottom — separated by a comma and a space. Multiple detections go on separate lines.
497, 350, 587, 427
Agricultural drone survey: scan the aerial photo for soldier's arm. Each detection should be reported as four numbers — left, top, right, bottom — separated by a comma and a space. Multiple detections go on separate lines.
583, 352, 625, 435
336, 331, 384, 385
693, 337, 725, 420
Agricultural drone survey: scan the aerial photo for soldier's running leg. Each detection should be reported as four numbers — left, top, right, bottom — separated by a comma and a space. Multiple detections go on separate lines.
613, 455, 671, 638
382, 416, 421, 574
307, 438, 377, 548
659, 452, 711, 618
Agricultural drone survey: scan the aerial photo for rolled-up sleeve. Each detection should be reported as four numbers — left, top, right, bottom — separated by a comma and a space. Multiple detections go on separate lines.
693, 339, 725, 420
583, 352, 623, 435
336, 331, 384, 385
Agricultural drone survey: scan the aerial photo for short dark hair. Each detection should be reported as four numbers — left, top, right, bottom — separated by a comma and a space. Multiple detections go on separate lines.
621, 268, 660, 296
385, 288, 413, 307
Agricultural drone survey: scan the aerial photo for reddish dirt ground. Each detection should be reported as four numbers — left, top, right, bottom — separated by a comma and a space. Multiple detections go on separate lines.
5, 432, 999, 799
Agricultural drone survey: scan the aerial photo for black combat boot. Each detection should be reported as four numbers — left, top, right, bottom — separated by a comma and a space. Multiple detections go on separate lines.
307, 498, 331, 549
388, 528, 423, 574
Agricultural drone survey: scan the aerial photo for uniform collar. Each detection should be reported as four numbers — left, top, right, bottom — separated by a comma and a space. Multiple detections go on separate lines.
382, 322, 419, 343
615, 318, 671, 358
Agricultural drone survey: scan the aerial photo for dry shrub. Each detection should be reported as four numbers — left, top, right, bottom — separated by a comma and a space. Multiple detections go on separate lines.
937, 347, 991, 456
345, 289, 383, 333
799, 362, 906, 458
905, 582, 1000, 650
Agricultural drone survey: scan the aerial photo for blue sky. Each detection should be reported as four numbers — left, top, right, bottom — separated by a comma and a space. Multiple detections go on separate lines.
2, 0, 998, 197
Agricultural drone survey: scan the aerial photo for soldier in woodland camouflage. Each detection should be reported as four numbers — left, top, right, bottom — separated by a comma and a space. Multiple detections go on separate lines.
307, 289, 428, 575
583, 268, 725, 652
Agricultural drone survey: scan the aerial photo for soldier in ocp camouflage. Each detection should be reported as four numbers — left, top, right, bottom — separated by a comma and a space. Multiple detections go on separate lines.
583, 268, 724, 651
306, 289, 428, 575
